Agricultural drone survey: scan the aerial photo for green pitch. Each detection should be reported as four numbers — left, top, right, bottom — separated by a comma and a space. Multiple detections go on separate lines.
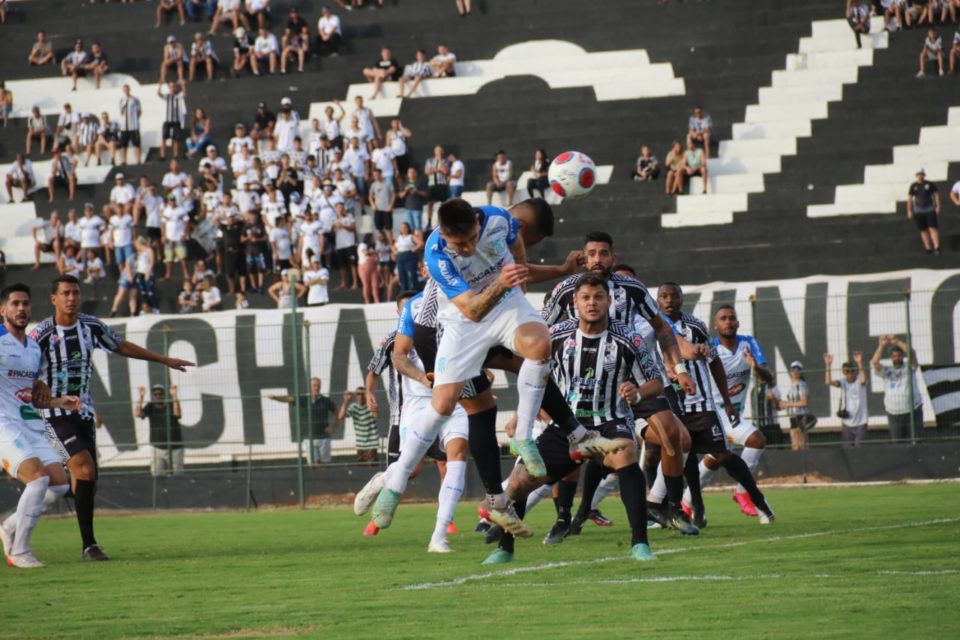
3, 483, 958, 639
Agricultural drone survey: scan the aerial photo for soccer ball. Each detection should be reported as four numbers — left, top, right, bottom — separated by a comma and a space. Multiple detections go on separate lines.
548, 151, 596, 200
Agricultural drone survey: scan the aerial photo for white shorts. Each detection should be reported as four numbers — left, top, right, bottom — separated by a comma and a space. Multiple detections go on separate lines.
399, 395, 469, 451
718, 410, 759, 448
434, 292, 545, 385
0, 420, 63, 479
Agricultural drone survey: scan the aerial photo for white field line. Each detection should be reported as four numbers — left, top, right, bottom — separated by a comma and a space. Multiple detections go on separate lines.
402, 517, 959, 591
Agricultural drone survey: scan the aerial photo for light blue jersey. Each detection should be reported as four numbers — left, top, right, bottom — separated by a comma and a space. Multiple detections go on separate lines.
0, 325, 44, 431
712, 335, 766, 411
424, 205, 519, 309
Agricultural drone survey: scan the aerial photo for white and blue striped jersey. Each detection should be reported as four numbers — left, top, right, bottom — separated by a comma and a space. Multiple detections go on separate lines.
424, 205, 520, 319
712, 335, 766, 412
0, 325, 44, 431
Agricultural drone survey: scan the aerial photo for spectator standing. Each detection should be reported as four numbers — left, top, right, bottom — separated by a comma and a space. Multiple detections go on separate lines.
268, 377, 338, 463
241, 211, 269, 293
47, 147, 77, 202
252, 27, 279, 76
847, 0, 871, 49
375, 231, 392, 299
357, 233, 381, 303
448, 151, 465, 198
108, 202, 135, 267
110, 173, 136, 216
0, 81, 11, 128
268, 271, 306, 308
332, 203, 358, 289
158, 82, 188, 161
160, 36, 187, 85
32, 211, 63, 270
189, 33, 219, 82
396, 49, 434, 98
139, 184, 165, 252
687, 105, 714, 159
137, 385, 185, 475
161, 194, 191, 280
64, 208, 82, 253
368, 168, 395, 243
774, 361, 810, 451
61, 40, 90, 92
338, 387, 379, 464
343, 137, 371, 195
634, 145, 660, 182
423, 145, 450, 226
907, 168, 941, 255
824, 352, 868, 448
134, 237, 160, 313
393, 221, 421, 292
398, 167, 426, 232
270, 214, 295, 270
25, 107, 48, 155
917, 28, 945, 77
526, 149, 550, 199
302, 254, 330, 306
219, 205, 247, 294
485, 150, 516, 206
386, 119, 412, 177
28, 31, 55, 66
370, 137, 397, 189
316, 6, 343, 57
352, 96, 380, 143
119, 84, 143, 165
156, 0, 188, 27
321, 101, 346, 151
5, 154, 36, 203
871, 335, 924, 442
110, 249, 138, 317
362, 47, 400, 100
178, 280, 201, 313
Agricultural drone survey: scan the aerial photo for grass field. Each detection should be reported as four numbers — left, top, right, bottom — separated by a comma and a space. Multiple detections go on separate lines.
2, 483, 958, 639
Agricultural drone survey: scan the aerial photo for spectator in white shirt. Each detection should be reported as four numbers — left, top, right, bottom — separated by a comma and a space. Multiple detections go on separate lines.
119, 84, 143, 165
430, 44, 457, 77
846, 0, 871, 49
162, 159, 189, 194
200, 275, 223, 311
397, 49, 434, 98
271, 214, 295, 270
95, 112, 120, 166
161, 194, 191, 280
316, 6, 343, 57
189, 33, 219, 82
58, 245, 82, 279
918, 28, 945, 77
386, 118, 412, 177
156, 0, 187, 28
302, 253, 330, 306
60, 40, 90, 92
5, 154, 35, 203
824, 351, 869, 448
210, 0, 246, 35
246, 0, 271, 30
274, 107, 298, 153
28, 30, 56, 66
108, 205, 136, 267
950, 178, 960, 209
110, 173, 137, 215
54, 102, 80, 151
687, 105, 714, 160
950, 25, 960, 74
447, 151, 465, 198
160, 35, 187, 85
32, 211, 63, 270
871, 335, 924, 442
64, 208, 83, 253
252, 27, 279, 75
352, 95, 381, 141
78, 202, 106, 263
332, 202, 358, 289
342, 137, 370, 192
370, 137, 397, 186
485, 149, 516, 206
47, 147, 77, 202
25, 106, 49, 156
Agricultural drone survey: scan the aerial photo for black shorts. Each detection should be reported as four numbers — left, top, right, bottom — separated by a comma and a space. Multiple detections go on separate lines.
633, 395, 672, 421
336, 246, 357, 266
225, 250, 247, 278
119, 130, 141, 148
531, 424, 582, 481
427, 184, 449, 203
374, 210, 393, 231
147, 227, 162, 241
682, 411, 729, 456
663, 384, 686, 418
46, 414, 97, 462
913, 210, 938, 231
162, 122, 182, 142
275, 258, 292, 272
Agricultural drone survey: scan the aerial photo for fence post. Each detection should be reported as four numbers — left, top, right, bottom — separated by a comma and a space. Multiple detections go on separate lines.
304, 320, 314, 465
904, 288, 917, 444
290, 271, 306, 509
162, 325, 173, 475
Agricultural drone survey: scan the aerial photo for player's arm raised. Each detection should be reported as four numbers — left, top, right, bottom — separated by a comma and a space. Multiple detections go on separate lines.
452, 264, 527, 322
115, 340, 195, 372
525, 250, 583, 285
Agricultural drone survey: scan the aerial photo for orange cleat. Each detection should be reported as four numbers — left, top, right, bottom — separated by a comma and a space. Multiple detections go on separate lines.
446, 521, 459, 535
363, 521, 380, 537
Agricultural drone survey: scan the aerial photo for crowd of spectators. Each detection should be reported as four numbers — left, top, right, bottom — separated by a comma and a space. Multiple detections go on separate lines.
632, 105, 712, 195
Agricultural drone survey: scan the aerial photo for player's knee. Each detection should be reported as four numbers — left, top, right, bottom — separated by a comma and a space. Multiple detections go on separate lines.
679, 428, 692, 453
703, 454, 721, 471
746, 430, 766, 449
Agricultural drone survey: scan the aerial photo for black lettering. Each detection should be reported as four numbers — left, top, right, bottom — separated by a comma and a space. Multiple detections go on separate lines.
931, 275, 960, 365
327, 309, 377, 439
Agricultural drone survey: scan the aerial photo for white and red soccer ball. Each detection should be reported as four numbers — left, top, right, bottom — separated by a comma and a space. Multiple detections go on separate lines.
548, 151, 596, 200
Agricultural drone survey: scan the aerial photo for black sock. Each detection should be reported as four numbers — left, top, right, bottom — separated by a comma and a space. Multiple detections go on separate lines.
722, 454, 768, 510
542, 379, 581, 438
617, 464, 648, 546
74, 479, 97, 549
576, 458, 604, 518
498, 493, 528, 554
468, 408, 503, 495
683, 454, 703, 509
641, 443, 661, 489
665, 474, 684, 507
556, 480, 577, 523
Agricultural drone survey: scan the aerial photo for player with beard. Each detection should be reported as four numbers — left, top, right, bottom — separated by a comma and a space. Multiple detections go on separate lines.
488, 274, 660, 564
650, 283, 775, 527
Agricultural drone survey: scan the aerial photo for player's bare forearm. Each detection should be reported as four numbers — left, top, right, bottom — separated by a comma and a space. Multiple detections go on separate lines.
391, 349, 431, 387
456, 280, 510, 322
655, 324, 683, 368
709, 358, 734, 410
117, 340, 195, 371
525, 264, 569, 284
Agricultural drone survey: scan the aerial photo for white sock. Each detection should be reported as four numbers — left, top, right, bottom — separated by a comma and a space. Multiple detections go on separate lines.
385, 407, 448, 494
648, 464, 667, 503
513, 359, 550, 440
431, 460, 466, 544
12, 476, 50, 556
737, 447, 763, 494
700, 459, 718, 491
591, 474, 619, 510
43, 484, 69, 513
525, 483, 552, 513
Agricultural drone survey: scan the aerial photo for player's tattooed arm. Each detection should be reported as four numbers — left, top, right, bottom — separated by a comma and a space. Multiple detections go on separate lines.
391, 334, 432, 387
453, 263, 528, 322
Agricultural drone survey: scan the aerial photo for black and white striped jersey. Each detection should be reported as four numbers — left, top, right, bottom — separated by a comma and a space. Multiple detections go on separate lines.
413, 279, 441, 329
367, 330, 402, 427
549, 318, 660, 427
119, 95, 141, 132
666, 312, 717, 413
542, 273, 660, 328
29, 314, 122, 419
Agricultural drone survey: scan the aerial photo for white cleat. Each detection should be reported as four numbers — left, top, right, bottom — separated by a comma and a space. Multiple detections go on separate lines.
353, 471, 385, 516
758, 504, 776, 525
427, 539, 454, 553
488, 502, 534, 538
0, 526, 13, 558
6, 551, 44, 569
570, 431, 634, 461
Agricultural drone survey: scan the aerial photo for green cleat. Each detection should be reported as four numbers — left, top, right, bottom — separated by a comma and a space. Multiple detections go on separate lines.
371, 489, 402, 529
482, 548, 514, 565
630, 543, 656, 561
509, 438, 547, 478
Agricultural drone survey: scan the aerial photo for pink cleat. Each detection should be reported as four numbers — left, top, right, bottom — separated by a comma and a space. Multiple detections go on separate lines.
446, 521, 459, 535
733, 491, 758, 517
363, 521, 380, 537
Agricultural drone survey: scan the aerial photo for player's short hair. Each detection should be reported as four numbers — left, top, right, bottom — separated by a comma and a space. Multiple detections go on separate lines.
522, 198, 554, 238
612, 263, 635, 276
714, 304, 736, 316
51, 274, 81, 295
574, 272, 609, 294
584, 231, 613, 248
396, 289, 417, 307
0, 283, 31, 304
659, 281, 683, 296
437, 198, 478, 237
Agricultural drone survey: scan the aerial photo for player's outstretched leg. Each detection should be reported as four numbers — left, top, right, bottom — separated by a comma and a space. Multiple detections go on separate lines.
717, 451, 775, 524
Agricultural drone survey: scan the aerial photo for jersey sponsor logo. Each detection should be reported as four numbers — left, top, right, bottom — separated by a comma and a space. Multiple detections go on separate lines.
7, 369, 36, 379
14, 388, 33, 403
437, 260, 460, 287
20, 405, 41, 421
575, 408, 605, 418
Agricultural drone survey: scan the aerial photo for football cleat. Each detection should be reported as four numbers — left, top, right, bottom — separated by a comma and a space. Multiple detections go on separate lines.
446, 521, 459, 535
371, 489, 402, 529
542, 519, 571, 545
510, 438, 547, 477
570, 432, 633, 462
630, 543, 656, 562
645, 501, 668, 529
481, 548, 514, 565
588, 510, 613, 527
733, 491, 759, 517
757, 501, 776, 525
362, 521, 380, 537
569, 511, 587, 535
484, 524, 503, 545
6, 551, 44, 569
691, 502, 708, 530
680, 500, 693, 519
666, 505, 700, 536
353, 471, 385, 516
474, 519, 491, 534
488, 501, 533, 538
476, 505, 491, 522
427, 539, 454, 553
82, 544, 110, 561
